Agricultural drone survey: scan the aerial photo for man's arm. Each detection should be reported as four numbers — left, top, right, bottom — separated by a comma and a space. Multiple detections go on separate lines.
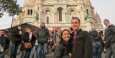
110, 25, 115, 43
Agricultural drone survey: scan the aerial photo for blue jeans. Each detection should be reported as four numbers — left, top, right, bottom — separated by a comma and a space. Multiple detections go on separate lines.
21, 50, 31, 58
92, 42, 103, 58
38, 43, 47, 58
106, 43, 115, 58
0, 51, 5, 58
32, 45, 39, 58
10, 43, 20, 58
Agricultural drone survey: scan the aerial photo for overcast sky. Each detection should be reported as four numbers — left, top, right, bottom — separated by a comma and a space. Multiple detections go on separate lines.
0, 0, 115, 29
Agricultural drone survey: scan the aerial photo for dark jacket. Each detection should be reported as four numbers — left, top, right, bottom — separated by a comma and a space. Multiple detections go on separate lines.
54, 40, 72, 58
0, 35, 10, 50
20, 32, 36, 51
71, 29, 93, 58
105, 25, 115, 48
12, 28, 21, 44
89, 31, 104, 47
36, 27, 49, 43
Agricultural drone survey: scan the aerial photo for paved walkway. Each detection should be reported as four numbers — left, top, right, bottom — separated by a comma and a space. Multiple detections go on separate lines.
5, 52, 109, 58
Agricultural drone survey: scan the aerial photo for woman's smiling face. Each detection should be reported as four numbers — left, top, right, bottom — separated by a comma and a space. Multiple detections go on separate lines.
62, 30, 70, 42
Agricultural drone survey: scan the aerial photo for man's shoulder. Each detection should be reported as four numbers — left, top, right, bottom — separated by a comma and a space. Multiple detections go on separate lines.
108, 25, 115, 28
107, 25, 115, 30
79, 29, 88, 34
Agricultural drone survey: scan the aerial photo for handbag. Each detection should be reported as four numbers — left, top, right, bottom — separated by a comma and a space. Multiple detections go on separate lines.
23, 41, 32, 49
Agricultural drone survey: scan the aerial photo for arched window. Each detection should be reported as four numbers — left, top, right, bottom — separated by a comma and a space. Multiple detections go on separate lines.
57, 7, 63, 22
45, 10, 50, 23
70, 10, 75, 19
27, 9, 33, 15
38, 7, 39, 10
30, 9, 33, 15
28, 9, 30, 15
46, 17, 49, 23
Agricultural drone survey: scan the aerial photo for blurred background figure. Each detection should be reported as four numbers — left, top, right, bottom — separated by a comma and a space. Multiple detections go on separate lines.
36, 22, 49, 58
52, 27, 61, 51
0, 30, 10, 58
20, 28, 36, 58
89, 28, 104, 58
103, 19, 115, 58
10, 26, 22, 58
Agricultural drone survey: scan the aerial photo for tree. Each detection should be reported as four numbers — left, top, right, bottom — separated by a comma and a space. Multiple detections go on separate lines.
0, 0, 21, 17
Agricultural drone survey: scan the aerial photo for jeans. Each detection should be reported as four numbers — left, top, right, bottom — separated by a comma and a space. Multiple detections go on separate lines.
10, 43, 20, 58
106, 43, 115, 58
92, 42, 103, 58
32, 45, 39, 58
0, 51, 5, 58
38, 43, 47, 58
21, 50, 31, 58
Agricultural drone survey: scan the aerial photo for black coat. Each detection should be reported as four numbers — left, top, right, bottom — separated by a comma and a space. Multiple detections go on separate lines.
105, 25, 115, 48
105, 25, 115, 43
0, 35, 10, 50
36, 27, 49, 43
20, 32, 36, 51
89, 31, 104, 47
54, 41, 72, 58
71, 29, 93, 58
12, 28, 21, 44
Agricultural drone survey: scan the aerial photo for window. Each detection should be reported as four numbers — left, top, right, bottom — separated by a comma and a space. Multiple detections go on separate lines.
27, 9, 33, 15
57, 7, 63, 22
28, 9, 30, 15
45, 10, 50, 23
38, 7, 39, 10
30, 9, 33, 15
70, 10, 75, 19
46, 17, 49, 23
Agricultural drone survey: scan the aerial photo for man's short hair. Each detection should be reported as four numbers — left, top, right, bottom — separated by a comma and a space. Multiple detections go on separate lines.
71, 17, 80, 23
104, 19, 110, 23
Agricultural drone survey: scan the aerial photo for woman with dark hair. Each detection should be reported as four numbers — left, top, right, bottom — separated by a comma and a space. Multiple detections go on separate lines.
54, 29, 72, 58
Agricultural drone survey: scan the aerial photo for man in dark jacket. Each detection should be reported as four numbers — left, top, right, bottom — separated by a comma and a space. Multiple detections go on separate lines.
71, 17, 92, 58
89, 28, 104, 58
104, 19, 115, 58
10, 26, 22, 58
0, 30, 10, 58
36, 22, 49, 58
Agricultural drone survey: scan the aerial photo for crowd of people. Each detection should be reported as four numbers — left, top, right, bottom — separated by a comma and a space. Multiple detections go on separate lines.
0, 17, 115, 58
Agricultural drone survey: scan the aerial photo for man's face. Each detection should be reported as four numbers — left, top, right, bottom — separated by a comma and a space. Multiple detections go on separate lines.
104, 20, 109, 27
40, 22, 45, 28
18, 26, 21, 30
71, 19, 80, 31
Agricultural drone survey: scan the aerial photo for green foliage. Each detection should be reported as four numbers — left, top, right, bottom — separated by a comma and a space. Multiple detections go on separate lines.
0, 0, 21, 17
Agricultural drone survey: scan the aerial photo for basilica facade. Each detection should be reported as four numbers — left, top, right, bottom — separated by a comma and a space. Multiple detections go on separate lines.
13, 0, 103, 31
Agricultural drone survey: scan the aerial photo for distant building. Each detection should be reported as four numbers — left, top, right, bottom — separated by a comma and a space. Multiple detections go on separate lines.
13, 0, 103, 31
